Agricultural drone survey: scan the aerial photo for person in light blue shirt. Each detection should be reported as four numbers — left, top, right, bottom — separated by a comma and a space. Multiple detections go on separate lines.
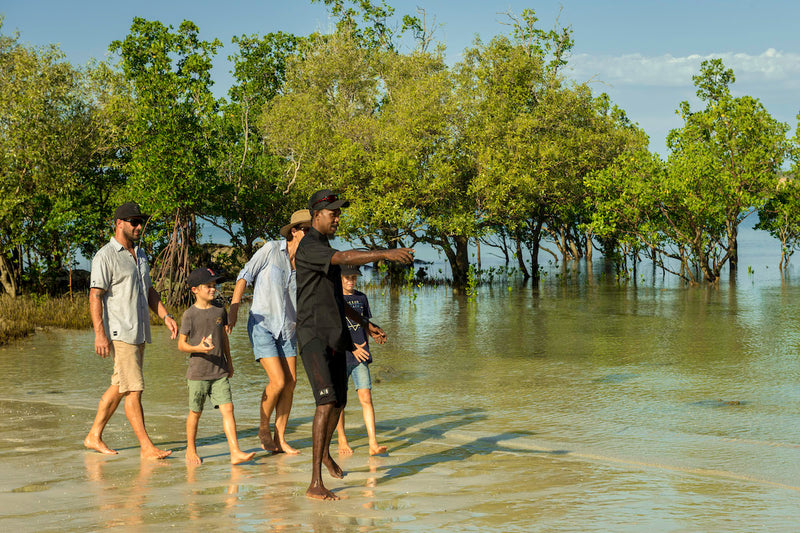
227, 209, 311, 454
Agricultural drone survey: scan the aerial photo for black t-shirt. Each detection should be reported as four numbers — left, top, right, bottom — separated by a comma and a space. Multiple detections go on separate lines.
344, 290, 372, 366
295, 227, 353, 353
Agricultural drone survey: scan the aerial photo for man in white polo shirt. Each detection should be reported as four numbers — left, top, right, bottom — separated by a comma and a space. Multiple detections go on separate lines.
84, 202, 178, 459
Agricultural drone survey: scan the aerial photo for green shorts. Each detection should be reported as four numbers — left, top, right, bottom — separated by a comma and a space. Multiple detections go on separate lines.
187, 377, 232, 412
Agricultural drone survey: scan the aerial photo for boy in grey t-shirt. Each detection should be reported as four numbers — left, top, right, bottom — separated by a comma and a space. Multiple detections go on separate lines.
178, 267, 255, 465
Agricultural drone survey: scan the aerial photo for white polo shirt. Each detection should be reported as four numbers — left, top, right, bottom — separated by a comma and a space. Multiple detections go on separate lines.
90, 237, 153, 345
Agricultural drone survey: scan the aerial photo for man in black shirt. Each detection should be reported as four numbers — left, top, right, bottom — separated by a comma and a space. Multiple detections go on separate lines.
295, 189, 414, 500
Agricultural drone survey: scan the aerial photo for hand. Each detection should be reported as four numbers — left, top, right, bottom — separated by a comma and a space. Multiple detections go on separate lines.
95, 333, 112, 358
367, 322, 387, 344
383, 248, 414, 264
198, 335, 215, 352
226, 303, 239, 334
352, 341, 370, 362
164, 315, 178, 340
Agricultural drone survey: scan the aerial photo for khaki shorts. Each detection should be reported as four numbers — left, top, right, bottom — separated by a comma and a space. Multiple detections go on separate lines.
110, 341, 145, 393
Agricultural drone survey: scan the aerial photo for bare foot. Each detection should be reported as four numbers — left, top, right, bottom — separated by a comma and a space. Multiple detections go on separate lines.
322, 456, 344, 479
275, 439, 300, 455
185, 450, 202, 465
306, 484, 340, 501
84, 435, 118, 455
258, 430, 279, 452
338, 442, 353, 455
230, 450, 256, 465
368, 444, 388, 456
141, 445, 172, 460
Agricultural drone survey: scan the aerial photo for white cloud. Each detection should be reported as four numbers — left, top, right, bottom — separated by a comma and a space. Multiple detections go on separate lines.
568, 49, 800, 88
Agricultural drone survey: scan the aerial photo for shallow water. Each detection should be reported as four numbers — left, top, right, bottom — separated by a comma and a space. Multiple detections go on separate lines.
2, 242, 800, 531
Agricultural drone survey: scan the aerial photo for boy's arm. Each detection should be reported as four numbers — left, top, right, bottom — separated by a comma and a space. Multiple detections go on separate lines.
178, 333, 215, 354
345, 302, 387, 344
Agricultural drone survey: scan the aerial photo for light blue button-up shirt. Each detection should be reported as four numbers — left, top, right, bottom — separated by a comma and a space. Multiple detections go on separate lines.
236, 240, 296, 341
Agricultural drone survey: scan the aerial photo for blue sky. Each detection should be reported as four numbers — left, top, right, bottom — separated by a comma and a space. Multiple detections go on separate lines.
3, 0, 799, 156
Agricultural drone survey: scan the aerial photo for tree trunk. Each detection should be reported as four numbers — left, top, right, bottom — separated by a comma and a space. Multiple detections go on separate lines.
513, 229, 530, 279
440, 235, 470, 291
528, 219, 544, 285
0, 253, 19, 297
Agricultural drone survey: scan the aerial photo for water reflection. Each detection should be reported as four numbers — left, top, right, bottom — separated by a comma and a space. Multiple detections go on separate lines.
84, 454, 167, 530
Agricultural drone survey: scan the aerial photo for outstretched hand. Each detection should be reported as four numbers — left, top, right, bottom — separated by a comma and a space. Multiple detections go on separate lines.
384, 248, 415, 264
367, 322, 387, 344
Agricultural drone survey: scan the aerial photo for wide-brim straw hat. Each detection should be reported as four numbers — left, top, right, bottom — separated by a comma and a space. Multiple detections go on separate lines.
279, 209, 312, 238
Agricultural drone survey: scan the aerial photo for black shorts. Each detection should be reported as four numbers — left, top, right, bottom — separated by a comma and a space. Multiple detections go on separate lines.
299, 337, 348, 407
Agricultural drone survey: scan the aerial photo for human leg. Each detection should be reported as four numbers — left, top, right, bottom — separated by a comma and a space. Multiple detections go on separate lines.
322, 403, 344, 478
110, 342, 171, 459
273, 354, 299, 454
185, 410, 202, 465
336, 361, 357, 455
357, 388, 387, 455
258, 356, 286, 451
350, 364, 386, 455
251, 323, 290, 452
84, 385, 124, 454
124, 391, 172, 459
300, 339, 347, 499
307, 402, 339, 500
218, 403, 256, 465
336, 408, 352, 455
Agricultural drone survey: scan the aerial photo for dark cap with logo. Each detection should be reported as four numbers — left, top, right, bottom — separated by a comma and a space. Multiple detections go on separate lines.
308, 189, 350, 211
187, 267, 223, 289
341, 264, 361, 276
114, 202, 150, 221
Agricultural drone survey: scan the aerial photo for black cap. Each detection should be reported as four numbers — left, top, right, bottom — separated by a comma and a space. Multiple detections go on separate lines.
308, 189, 350, 211
114, 202, 150, 221
187, 267, 223, 289
341, 264, 361, 276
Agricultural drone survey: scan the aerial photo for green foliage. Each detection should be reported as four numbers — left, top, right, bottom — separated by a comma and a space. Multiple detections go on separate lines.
588, 59, 790, 284
110, 18, 222, 304
0, 20, 124, 295
755, 176, 800, 269
206, 32, 307, 256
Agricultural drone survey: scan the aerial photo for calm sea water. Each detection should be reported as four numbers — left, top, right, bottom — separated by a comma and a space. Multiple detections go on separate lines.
1, 225, 799, 531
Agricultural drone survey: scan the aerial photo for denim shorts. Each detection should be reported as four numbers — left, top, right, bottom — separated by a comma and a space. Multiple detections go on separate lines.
347, 361, 372, 391
248, 314, 296, 360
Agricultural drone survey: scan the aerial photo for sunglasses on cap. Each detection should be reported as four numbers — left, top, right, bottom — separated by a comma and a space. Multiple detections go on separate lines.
312, 194, 338, 207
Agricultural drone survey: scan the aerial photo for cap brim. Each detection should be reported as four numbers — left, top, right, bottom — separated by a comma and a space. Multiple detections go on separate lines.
327, 199, 350, 210
279, 223, 293, 238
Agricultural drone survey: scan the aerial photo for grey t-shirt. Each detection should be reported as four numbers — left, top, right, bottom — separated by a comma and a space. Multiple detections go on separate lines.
179, 302, 229, 381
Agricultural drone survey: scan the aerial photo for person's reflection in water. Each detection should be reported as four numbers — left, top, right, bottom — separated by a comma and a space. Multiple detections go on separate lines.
84, 454, 161, 528
361, 458, 379, 511
226, 466, 244, 511
185, 462, 200, 523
